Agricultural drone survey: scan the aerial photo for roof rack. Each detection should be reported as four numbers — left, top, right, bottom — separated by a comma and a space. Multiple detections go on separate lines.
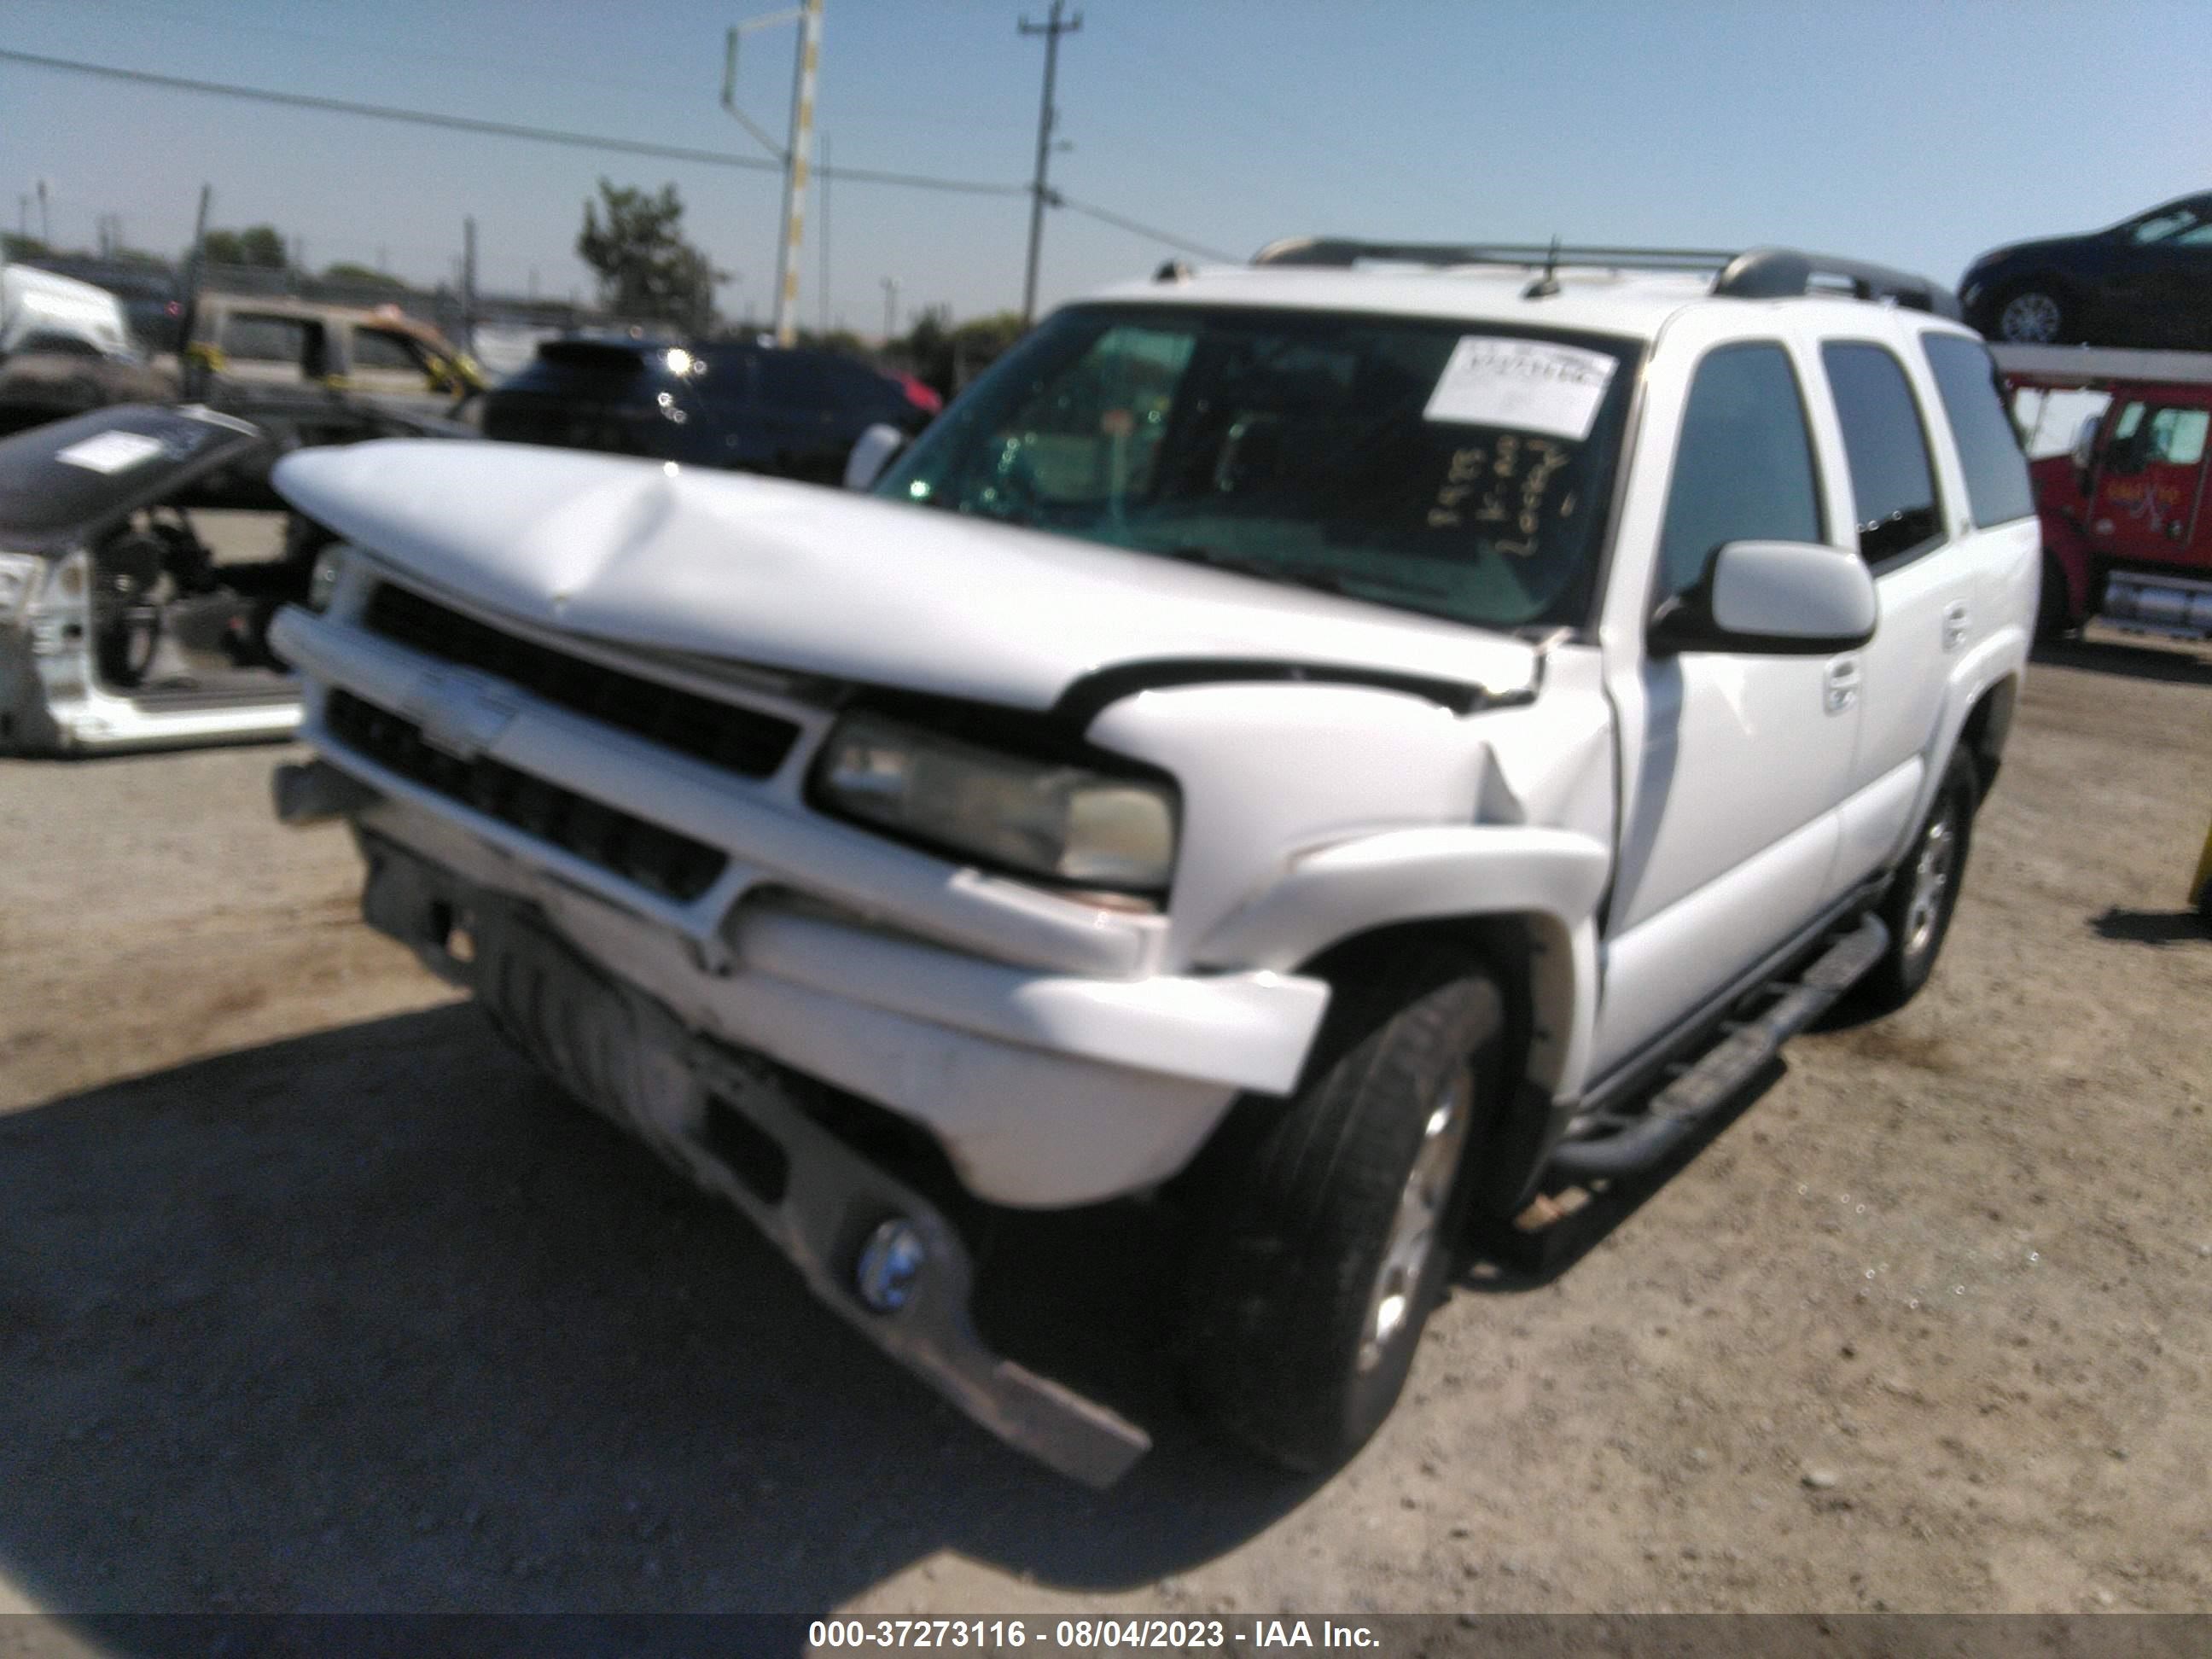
1248, 237, 1963, 320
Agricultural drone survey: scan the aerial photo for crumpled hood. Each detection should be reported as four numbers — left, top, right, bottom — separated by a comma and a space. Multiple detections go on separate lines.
274, 439, 1538, 713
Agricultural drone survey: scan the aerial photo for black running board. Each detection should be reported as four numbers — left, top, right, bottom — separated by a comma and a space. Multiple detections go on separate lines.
1545, 915, 1889, 1183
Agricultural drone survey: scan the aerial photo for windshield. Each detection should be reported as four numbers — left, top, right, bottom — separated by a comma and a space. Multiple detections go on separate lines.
875, 304, 1639, 630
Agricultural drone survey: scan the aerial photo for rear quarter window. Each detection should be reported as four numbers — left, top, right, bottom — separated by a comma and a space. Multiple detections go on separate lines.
1820, 341, 1943, 565
1920, 333, 2034, 527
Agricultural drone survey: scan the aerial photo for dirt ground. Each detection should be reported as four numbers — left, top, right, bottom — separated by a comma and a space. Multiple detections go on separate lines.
2, 627, 2208, 1627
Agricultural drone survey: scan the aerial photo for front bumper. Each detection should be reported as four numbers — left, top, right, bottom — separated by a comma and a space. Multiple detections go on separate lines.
367, 853, 1150, 1486
272, 600, 1330, 1208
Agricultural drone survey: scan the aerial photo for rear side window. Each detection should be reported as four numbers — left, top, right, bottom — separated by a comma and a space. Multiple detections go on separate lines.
221, 314, 311, 364
1656, 342, 1823, 600
1822, 342, 1942, 564
352, 329, 427, 372
1921, 334, 2034, 527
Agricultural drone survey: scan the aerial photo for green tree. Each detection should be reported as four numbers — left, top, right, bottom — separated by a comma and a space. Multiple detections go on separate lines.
322, 261, 407, 289
575, 179, 725, 334
2, 232, 49, 262
201, 225, 288, 268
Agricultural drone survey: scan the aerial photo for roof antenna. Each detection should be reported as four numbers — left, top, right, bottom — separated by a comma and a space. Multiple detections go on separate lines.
1523, 235, 1563, 300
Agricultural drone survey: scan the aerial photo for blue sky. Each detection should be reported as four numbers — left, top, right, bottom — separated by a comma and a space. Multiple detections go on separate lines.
7, 0, 2207, 332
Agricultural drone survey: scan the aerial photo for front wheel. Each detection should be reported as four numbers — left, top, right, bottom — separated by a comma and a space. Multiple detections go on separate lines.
1995, 283, 2069, 345
1182, 952, 1505, 1473
1858, 747, 1979, 1013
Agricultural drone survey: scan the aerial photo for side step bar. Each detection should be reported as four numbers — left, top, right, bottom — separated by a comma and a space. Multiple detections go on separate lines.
1545, 915, 1889, 1183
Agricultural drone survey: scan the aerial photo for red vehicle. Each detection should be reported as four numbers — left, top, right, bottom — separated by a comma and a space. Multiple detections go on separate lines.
1995, 345, 2212, 639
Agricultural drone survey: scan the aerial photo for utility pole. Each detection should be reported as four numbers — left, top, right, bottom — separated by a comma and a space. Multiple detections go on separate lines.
182, 184, 212, 394
723, 0, 824, 349
818, 131, 831, 335
881, 276, 899, 342
36, 178, 50, 246
462, 217, 479, 354
1017, 0, 1080, 325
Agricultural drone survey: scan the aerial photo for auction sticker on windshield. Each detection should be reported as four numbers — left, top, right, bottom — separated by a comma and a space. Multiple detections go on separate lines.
54, 431, 169, 474
1423, 336, 1617, 439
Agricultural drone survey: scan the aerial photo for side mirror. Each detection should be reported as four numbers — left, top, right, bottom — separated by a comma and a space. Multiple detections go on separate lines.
843, 423, 907, 492
1650, 539, 1877, 656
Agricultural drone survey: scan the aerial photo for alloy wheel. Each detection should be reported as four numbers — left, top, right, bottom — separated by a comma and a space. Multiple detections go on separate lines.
1998, 291, 2062, 344
1357, 1062, 1474, 1374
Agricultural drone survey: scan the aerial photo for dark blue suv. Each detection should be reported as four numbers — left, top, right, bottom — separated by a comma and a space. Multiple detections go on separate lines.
481, 334, 940, 482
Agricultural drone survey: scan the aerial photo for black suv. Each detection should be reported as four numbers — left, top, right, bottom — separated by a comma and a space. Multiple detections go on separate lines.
481, 335, 939, 481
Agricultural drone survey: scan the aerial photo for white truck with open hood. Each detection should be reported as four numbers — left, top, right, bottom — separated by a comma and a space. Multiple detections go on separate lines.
267, 240, 2036, 1483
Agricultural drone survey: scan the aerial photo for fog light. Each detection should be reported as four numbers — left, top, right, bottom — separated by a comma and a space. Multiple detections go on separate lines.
854, 1217, 925, 1313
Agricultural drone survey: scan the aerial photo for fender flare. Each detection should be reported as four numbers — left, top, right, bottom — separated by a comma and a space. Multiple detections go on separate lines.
1194, 824, 1611, 1099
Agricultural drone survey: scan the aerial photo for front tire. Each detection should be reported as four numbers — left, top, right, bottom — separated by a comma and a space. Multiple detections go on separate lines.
1995, 283, 2070, 345
1859, 747, 1978, 1013
1182, 952, 1506, 1473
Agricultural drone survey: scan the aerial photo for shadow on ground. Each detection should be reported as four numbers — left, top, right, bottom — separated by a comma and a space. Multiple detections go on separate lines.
2031, 635, 2212, 685
0, 1004, 1757, 1641
2090, 905, 2209, 946
0, 1007, 1315, 1633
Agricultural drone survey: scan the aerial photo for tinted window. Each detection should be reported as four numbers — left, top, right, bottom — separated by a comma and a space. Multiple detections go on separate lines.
1656, 343, 1822, 600
352, 329, 425, 372
1822, 342, 1941, 563
2128, 205, 2205, 245
881, 306, 1639, 631
222, 315, 311, 364
1922, 334, 2034, 527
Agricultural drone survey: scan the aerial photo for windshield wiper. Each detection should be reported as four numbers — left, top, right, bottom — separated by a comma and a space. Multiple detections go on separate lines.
1157, 544, 1360, 598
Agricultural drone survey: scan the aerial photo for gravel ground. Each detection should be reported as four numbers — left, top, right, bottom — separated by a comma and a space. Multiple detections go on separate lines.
1, 628, 2207, 1627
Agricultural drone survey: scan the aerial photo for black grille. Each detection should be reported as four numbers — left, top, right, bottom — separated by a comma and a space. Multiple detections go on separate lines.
362, 583, 800, 779
324, 688, 729, 902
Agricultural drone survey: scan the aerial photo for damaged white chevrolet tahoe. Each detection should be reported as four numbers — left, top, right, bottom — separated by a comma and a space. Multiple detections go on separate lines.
266, 240, 2037, 1484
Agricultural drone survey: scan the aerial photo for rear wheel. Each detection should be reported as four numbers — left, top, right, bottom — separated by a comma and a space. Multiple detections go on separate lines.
1858, 747, 1978, 1013
1182, 951, 1505, 1473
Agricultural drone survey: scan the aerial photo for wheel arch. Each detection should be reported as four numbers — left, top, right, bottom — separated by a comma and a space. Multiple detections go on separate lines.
1956, 672, 2019, 804
1191, 824, 1612, 1218
1279, 910, 1587, 1217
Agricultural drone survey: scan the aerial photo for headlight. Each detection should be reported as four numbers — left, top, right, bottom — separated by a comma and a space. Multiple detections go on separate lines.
815, 712, 1177, 891
0, 553, 43, 621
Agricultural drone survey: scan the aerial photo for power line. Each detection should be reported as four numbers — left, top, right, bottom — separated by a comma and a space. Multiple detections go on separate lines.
1053, 195, 1239, 264
0, 46, 1243, 299
0, 48, 1021, 195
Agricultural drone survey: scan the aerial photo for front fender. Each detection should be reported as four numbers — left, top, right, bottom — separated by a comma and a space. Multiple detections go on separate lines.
1194, 824, 1611, 1097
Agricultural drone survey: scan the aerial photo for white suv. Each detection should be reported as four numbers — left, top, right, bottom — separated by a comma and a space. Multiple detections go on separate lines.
267, 240, 2038, 1484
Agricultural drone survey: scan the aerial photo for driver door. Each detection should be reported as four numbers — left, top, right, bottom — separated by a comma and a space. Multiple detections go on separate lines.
1592, 318, 1861, 1076
2090, 399, 2211, 571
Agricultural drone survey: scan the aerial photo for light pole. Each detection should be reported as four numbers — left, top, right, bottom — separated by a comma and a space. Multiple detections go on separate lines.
880, 276, 899, 342
723, 0, 824, 348
1017, 2, 1081, 325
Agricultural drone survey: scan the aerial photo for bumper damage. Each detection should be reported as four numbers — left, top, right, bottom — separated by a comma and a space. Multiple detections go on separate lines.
357, 835, 1151, 1487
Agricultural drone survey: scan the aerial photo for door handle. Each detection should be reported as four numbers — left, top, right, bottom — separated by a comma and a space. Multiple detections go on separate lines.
1941, 601, 1970, 651
1824, 656, 1860, 714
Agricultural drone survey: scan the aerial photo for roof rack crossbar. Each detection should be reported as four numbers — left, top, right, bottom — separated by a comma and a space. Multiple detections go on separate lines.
1249, 236, 1964, 321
